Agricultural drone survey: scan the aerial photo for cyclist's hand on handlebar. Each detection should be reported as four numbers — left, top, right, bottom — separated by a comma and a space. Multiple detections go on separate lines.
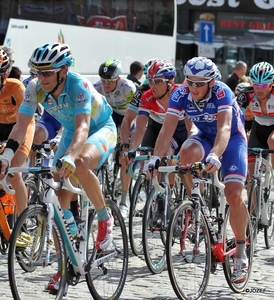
123, 149, 136, 165
205, 153, 221, 173
0, 159, 8, 179
144, 156, 160, 179
59, 155, 76, 178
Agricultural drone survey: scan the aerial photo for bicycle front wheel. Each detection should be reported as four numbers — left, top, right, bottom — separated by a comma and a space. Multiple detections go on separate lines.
247, 180, 259, 246
142, 187, 167, 274
8, 204, 67, 300
86, 199, 128, 300
129, 173, 147, 256
264, 173, 274, 249
222, 205, 253, 293
166, 200, 211, 300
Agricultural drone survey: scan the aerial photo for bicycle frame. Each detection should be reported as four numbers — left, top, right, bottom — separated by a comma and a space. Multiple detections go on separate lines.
2, 166, 117, 276
153, 163, 242, 264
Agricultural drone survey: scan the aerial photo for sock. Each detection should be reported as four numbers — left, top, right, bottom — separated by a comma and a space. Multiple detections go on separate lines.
97, 207, 109, 221
120, 191, 128, 206
235, 240, 247, 259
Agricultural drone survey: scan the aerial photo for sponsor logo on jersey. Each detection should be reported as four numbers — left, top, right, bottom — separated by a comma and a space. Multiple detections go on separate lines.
76, 92, 86, 102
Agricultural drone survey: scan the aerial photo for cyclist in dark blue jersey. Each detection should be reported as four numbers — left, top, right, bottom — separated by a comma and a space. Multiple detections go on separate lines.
146, 56, 249, 285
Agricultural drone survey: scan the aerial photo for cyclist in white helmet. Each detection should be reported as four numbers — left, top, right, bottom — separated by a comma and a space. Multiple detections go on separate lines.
94, 58, 136, 218
0, 42, 117, 292
146, 56, 249, 285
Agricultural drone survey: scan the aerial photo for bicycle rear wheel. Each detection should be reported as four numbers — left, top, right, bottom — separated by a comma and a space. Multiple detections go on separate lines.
222, 205, 253, 293
166, 200, 211, 300
142, 187, 169, 274
8, 204, 67, 300
86, 199, 128, 300
247, 180, 259, 246
129, 173, 147, 256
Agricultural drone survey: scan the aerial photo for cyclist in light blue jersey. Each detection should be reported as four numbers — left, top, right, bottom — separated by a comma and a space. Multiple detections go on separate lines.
0, 42, 117, 291
146, 56, 249, 285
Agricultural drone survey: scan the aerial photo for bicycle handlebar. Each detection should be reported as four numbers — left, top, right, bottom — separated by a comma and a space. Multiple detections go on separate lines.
152, 162, 225, 193
248, 147, 274, 155
0, 166, 85, 196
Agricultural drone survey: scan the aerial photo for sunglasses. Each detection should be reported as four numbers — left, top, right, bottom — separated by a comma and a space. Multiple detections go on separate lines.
36, 68, 61, 77
101, 78, 117, 84
253, 83, 270, 89
148, 78, 169, 85
186, 78, 212, 87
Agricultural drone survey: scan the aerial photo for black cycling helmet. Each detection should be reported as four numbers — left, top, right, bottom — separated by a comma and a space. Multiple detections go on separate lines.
98, 58, 122, 79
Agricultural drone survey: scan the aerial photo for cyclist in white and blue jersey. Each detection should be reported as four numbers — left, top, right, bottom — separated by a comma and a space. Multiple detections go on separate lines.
146, 56, 249, 285
0, 42, 117, 291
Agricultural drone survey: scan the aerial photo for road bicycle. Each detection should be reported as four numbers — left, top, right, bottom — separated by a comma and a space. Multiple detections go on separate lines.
4, 164, 128, 300
248, 148, 274, 249
154, 162, 253, 300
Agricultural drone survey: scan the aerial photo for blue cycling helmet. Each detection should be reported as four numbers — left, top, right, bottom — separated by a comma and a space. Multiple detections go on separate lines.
184, 56, 218, 79
143, 58, 160, 76
249, 62, 274, 83
147, 60, 176, 78
29, 42, 73, 69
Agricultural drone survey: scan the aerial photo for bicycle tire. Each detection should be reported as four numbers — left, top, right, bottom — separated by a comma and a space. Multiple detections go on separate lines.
247, 180, 259, 246
24, 175, 44, 205
129, 159, 142, 204
166, 200, 211, 300
128, 173, 147, 256
222, 205, 253, 293
8, 204, 67, 300
142, 187, 168, 274
264, 192, 274, 249
86, 199, 128, 300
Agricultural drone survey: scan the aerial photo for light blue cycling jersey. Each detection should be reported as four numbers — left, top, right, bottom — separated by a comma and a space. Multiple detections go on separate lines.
20, 71, 113, 134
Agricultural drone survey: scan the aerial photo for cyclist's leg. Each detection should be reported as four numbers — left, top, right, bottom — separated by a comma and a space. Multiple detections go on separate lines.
222, 135, 249, 283
72, 118, 117, 249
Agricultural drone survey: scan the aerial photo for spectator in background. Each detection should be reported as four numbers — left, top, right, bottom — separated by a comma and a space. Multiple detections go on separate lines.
225, 61, 247, 93
127, 61, 143, 87
8, 66, 22, 80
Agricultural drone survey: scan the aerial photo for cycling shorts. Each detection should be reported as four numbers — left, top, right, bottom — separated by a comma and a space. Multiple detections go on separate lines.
53, 117, 117, 169
248, 121, 274, 149
141, 118, 187, 154
36, 110, 62, 140
186, 131, 247, 185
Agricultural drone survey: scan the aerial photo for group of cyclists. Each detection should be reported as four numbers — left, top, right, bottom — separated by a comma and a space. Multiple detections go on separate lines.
0, 40, 273, 294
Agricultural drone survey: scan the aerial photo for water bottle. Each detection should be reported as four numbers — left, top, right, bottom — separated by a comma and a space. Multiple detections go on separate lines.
63, 209, 78, 238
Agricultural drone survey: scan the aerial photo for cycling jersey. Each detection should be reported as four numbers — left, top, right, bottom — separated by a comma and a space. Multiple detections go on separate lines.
0, 78, 24, 124
0, 78, 35, 156
93, 77, 136, 116
20, 71, 113, 134
168, 82, 246, 139
237, 86, 274, 126
138, 84, 185, 124
128, 83, 150, 114
167, 81, 247, 184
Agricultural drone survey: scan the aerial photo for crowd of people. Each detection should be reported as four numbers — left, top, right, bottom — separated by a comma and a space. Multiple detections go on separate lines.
0, 40, 273, 291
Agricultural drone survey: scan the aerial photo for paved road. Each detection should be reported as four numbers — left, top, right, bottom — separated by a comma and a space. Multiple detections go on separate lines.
0, 191, 274, 299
